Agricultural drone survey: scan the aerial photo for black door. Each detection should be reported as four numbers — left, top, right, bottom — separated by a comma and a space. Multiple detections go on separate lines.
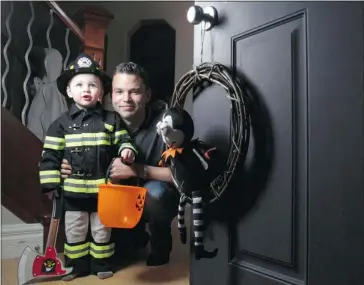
191, 2, 364, 285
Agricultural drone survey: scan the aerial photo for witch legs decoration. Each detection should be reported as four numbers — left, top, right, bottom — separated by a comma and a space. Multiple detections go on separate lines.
177, 190, 218, 260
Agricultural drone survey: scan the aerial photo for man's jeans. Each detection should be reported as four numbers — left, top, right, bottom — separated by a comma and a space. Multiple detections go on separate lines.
143, 180, 180, 254
112, 180, 179, 256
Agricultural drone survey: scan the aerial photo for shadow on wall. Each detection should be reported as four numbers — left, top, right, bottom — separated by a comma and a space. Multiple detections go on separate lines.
192, 69, 275, 224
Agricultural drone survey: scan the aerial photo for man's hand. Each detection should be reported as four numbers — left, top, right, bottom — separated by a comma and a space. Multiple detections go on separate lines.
120, 148, 135, 164
61, 159, 72, 179
109, 158, 137, 180
109, 159, 172, 183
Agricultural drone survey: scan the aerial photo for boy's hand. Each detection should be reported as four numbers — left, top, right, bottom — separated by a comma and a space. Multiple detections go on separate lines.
45, 190, 57, 200
120, 148, 135, 164
61, 159, 72, 179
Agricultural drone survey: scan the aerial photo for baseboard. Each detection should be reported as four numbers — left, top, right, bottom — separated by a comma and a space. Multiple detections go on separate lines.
1, 223, 43, 259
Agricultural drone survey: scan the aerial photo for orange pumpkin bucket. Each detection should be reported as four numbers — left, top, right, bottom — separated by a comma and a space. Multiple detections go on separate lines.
98, 159, 147, 229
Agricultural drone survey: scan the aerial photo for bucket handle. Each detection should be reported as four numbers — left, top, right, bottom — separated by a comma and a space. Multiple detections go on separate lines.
105, 157, 141, 186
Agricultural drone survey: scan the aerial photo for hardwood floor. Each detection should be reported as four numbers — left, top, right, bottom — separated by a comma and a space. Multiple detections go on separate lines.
1, 217, 190, 285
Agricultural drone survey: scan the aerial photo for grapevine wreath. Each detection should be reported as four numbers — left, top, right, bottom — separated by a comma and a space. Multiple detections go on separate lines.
169, 62, 251, 204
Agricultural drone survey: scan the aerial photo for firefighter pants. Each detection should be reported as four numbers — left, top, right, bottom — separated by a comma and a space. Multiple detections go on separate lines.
63, 202, 114, 275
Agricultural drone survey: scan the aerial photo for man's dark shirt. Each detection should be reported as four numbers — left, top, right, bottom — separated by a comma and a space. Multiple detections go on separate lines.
132, 107, 165, 166
120, 106, 166, 186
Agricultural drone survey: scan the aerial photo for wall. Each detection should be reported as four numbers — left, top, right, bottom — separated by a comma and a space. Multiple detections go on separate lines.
59, 1, 194, 112
1, 206, 24, 224
1, 206, 44, 259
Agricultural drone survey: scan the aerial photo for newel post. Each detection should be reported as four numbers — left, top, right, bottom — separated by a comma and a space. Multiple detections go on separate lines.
73, 6, 113, 70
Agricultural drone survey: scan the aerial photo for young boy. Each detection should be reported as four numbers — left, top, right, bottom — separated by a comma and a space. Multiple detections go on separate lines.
38, 54, 137, 281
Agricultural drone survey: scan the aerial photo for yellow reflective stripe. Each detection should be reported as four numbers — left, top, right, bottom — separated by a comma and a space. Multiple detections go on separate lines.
64, 186, 98, 193
65, 133, 110, 139
65, 132, 112, 147
43, 144, 64, 150
39, 170, 61, 184
89, 242, 115, 259
40, 170, 60, 175
64, 242, 90, 251
114, 130, 128, 137
65, 178, 105, 185
104, 123, 114, 132
45, 136, 65, 143
119, 143, 137, 154
64, 242, 90, 259
66, 141, 111, 147
63, 178, 105, 194
40, 178, 60, 184
113, 130, 128, 144
44, 136, 65, 150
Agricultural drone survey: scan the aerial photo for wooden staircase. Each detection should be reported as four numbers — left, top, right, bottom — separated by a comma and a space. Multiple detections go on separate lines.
1, 107, 64, 252
1, 107, 66, 252
1, 106, 49, 222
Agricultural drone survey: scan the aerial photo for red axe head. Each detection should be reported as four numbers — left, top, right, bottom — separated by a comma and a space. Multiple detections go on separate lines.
18, 246, 73, 285
32, 246, 70, 277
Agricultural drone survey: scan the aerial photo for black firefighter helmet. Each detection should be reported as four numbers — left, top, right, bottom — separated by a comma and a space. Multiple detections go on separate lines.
57, 53, 111, 97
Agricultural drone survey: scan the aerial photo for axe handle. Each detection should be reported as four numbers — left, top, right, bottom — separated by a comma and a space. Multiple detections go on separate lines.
46, 218, 60, 248
45, 187, 63, 248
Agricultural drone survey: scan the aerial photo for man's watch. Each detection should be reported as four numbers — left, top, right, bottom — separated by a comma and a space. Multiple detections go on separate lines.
140, 164, 148, 180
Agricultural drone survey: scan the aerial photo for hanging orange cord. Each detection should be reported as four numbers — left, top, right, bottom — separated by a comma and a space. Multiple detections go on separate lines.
98, 158, 147, 229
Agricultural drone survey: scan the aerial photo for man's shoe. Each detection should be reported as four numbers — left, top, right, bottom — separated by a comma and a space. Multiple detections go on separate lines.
146, 253, 170, 266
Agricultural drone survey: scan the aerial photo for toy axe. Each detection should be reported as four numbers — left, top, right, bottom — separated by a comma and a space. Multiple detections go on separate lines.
17, 188, 73, 285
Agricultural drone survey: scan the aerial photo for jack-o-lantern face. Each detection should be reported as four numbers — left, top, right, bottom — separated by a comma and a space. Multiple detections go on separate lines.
135, 194, 145, 211
41, 259, 56, 273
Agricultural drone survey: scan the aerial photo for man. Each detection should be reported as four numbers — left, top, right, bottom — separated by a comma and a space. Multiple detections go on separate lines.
60, 62, 180, 267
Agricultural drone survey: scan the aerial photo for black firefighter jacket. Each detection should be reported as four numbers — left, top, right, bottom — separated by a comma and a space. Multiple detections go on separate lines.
39, 103, 137, 198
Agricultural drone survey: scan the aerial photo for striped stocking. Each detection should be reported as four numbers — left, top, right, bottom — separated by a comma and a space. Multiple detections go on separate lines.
192, 190, 218, 260
177, 195, 187, 244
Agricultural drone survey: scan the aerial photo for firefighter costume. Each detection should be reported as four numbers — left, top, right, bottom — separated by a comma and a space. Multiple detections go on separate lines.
38, 54, 138, 279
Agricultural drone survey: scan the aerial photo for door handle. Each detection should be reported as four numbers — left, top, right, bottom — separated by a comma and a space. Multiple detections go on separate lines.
187, 5, 219, 31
